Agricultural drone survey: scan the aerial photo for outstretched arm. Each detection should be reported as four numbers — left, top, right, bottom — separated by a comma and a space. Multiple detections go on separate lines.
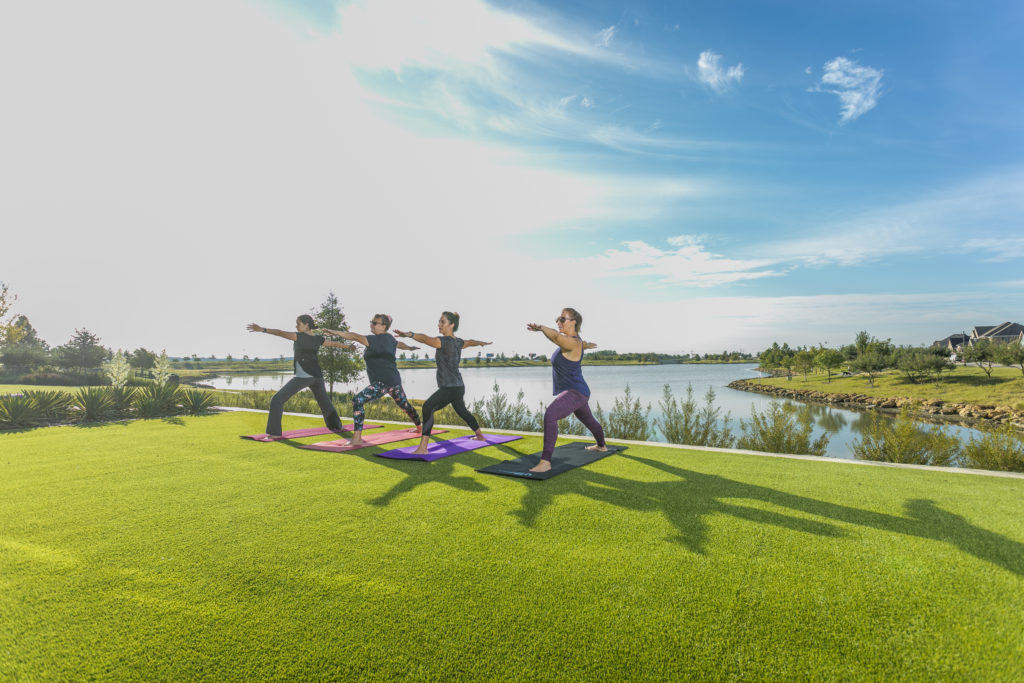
247, 323, 297, 342
582, 340, 598, 350
396, 341, 420, 351
323, 340, 357, 351
463, 339, 492, 348
526, 323, 578, 353
323, 329, 368, 347
394, 329, 441, 349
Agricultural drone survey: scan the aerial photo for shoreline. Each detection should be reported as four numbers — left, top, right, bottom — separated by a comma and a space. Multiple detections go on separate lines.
728, 378, 1024, 430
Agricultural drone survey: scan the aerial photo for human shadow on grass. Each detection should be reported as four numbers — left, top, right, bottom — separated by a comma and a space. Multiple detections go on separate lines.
511, 453, 1024, 576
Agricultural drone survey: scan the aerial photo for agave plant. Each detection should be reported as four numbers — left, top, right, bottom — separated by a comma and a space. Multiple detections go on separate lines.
73, 387, 117, 423
0, 394, 46, 428
133, 383, 182, 418
180, 389, 217, 415
23, 390, 74, 422
109, 386, 137, 416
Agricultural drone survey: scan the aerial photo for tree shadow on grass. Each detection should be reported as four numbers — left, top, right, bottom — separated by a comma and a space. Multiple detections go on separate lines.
510, 452, 1024, 576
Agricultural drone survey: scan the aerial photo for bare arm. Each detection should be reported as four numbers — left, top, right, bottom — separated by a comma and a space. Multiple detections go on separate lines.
394, 329, 441, 349
462, 339, 492, 348
526, 323, 579, 353
247, 323, 297, 342
323, 329, 368, 347
396, 341, 420, 351
323, 340, 357, 351
582, 340, 598, 350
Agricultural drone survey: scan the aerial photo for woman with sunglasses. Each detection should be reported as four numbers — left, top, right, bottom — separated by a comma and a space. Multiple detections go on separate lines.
526, 307, 607, 473
246, 315, 355, 440
394, 311, 492, 455
323, 314, 421, 446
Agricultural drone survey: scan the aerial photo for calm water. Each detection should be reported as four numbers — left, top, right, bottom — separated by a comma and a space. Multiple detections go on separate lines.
205, 363, 980, 459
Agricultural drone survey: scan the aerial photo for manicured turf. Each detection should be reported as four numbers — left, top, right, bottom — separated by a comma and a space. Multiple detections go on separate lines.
2, 412, 1023, 680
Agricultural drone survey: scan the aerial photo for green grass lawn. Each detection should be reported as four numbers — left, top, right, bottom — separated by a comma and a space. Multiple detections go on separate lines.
2, 412, 1023, 680
756, 365, 1024, 408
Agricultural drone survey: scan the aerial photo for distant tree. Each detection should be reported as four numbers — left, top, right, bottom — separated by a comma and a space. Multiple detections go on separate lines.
130, 348, 157, 375
53, 328, 108, 373
226, 354, 233, 363
854, 330, 871, 357
0, 281, 15, 342
997, 341, 1024, 378
243, 354, 249, 360
850, 350, 889, 387
792, 350, 816, 380
313, 291, 363, 396
814, 348, 845, 383
963, 339, 997, 380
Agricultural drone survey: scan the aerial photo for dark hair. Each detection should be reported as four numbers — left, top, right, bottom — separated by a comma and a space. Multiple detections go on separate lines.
373, 313, 392, 331
442, 311, 460, 332
562, 307, 582, 332
296, 314, 315, 329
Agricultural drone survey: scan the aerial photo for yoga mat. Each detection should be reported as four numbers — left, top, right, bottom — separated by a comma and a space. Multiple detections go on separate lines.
477, 441, 626, 480
375, 433, 522, 461
241, 424, 381, 441
299, 428, 448, 453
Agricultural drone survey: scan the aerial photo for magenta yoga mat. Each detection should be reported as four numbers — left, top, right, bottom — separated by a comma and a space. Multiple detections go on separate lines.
375, 434, 522, 461
299, 428, 448, 453
241, 424, 381, 441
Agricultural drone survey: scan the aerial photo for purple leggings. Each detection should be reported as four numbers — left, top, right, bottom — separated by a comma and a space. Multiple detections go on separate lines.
542, 389, 606, 461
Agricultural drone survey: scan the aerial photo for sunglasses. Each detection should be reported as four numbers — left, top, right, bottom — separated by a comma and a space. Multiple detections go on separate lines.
556, 316, 574, 324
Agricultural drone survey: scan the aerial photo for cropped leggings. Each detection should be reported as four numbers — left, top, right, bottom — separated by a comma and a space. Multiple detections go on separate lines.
352, 381, 420, 431
266, 376, 342, 436
542, 389, 606, 461
421, 386, 480, 435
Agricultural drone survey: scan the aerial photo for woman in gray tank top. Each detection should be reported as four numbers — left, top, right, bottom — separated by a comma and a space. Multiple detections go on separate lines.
395, 311, 492, 455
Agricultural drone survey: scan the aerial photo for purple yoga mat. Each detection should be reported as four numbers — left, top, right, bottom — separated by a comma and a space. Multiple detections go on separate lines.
242, 424, 381, 441
375, 434, 522, 461
299, 428, 448, 453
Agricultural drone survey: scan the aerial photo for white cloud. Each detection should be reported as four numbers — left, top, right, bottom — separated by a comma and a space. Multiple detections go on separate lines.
814, 56, 884, 124
564, 236, 785, 288
697, 50, 745, 93
581, 96, 594, 108
596, 25, 616, 47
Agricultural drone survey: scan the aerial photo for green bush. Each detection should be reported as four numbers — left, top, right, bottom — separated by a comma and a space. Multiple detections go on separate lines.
23, 390, 73, 421
133, 384, 182, 419
851, 406, 960, 467
655, 383, 735, 448
603, 385, 651, 441
0, 394, 46, 428
470, 383, 537, 431
180, 389, 218, 416
73, 387, 117, 422
738, 402, 829, 456
960, 423, 1024, 472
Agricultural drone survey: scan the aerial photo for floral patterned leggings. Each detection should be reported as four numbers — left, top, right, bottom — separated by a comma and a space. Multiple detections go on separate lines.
352, 381, 421, 431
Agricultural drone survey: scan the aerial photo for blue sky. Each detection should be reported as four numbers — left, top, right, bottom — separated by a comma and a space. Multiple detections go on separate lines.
1, 0, 1023, 357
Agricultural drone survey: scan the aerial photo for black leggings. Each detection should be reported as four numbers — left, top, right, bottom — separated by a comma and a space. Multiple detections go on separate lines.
266, 376, 342, 436
421, 386, 480, 435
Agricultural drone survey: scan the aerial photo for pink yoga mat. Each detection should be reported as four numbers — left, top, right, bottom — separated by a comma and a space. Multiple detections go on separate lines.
299, 428, 448, 453
375, 434, 522, 461
242, 424, 381, 441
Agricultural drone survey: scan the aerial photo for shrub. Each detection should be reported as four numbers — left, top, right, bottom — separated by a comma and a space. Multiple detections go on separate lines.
655, 383, 735, 448
133, 384, 182, 418
603, 385, 651, 441
23, 390, 73, 421
0, 394, 45, 428
738, 402, 829, 456
960, 423, 1024, 472
180, 389, 218, 416
470, 383, 538, 431
73, 387, 117, 422
851, 406, 960, 467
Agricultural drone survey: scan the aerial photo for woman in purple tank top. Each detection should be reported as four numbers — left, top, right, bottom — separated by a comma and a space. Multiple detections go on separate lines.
526, 307, 607, 473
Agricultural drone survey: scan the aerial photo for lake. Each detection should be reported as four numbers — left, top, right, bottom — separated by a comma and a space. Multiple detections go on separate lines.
204, 363, 981, 460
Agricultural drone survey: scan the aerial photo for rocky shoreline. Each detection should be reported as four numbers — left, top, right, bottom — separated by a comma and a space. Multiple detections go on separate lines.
728, 379, 1024, 430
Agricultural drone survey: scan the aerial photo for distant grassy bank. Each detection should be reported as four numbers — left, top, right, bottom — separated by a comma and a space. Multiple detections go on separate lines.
3, 412, 1023, 679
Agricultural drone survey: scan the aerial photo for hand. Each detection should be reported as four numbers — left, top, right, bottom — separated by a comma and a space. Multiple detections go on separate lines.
246, 323, 263, 333
394, 329, 410, 338
483, 341, 493, 346
527, 323, 542, 332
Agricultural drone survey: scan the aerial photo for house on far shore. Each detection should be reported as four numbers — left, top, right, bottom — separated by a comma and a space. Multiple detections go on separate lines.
932, 332, 970, 353
968, 322, 1024, 346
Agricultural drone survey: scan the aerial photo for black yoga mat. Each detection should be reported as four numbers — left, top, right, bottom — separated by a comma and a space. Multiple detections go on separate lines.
477, 441, 626, 480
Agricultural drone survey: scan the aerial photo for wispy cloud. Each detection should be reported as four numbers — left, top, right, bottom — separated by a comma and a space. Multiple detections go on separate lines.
595, 25, 616, 47
697, 50, 745, 93
567, 235, 785, 287
813, 57, 883, 124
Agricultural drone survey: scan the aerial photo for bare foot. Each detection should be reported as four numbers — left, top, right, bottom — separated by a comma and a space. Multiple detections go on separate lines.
471, 433, 486, 441
255, 435, 283, 442
412, 448, 430, 455
585, 444, 608, 452
528, 460, 552, 473
346, 438, 365, 447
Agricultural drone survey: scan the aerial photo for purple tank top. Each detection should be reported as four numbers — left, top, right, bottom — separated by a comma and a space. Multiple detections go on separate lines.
551, 339, 590, 397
